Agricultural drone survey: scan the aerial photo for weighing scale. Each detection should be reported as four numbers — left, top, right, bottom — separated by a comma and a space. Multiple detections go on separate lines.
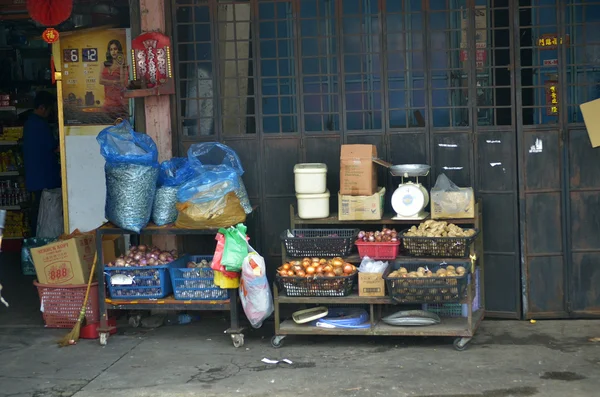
389, 164, 431, 220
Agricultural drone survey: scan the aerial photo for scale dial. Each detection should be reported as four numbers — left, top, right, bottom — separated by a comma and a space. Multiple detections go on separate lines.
391, 182, 430, 217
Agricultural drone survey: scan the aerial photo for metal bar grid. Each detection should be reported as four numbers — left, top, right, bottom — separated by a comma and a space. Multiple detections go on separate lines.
173, 0, 218, 138
297, 0, 341, 133
256, 0, 299, 134
564, 1, 600, 124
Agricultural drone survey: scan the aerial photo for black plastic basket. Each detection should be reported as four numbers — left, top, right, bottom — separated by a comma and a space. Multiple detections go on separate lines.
401, 228, 479, 258
384, 260, 470, 304
281, 229, 359, 258
276, 273, 356, 297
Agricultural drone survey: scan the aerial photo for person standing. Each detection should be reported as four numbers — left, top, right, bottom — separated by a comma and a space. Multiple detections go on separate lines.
23, 91, 61, 237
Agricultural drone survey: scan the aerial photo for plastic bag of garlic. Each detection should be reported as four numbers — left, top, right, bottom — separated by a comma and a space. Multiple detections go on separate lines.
97, 121, 159, 232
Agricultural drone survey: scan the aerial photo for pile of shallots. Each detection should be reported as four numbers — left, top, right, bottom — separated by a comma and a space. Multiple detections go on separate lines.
106, 245, 179, 267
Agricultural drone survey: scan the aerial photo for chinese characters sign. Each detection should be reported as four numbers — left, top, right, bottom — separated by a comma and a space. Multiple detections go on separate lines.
545, 81, 559, 116
42, 28, 59, 44
537, 34, 570, 50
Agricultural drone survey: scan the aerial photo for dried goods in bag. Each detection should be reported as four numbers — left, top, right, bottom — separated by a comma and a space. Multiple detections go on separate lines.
152, 158, 196, 226
97, 121, 159, 232
187, 142, 252, 214
175, 192, 246, 229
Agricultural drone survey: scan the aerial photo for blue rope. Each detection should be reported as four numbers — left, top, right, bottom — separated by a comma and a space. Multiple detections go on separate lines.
313, 307, 371, 329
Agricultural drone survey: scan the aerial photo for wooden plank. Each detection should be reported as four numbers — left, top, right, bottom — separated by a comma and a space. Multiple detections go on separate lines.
276, 292, 392, 305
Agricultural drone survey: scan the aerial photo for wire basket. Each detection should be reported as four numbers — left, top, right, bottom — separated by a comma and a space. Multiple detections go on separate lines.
34, 281, 99, 328
422, 268, 480, 317
281, 229, 359, 258
276, 273, 356, 297
106, 255, 189, 299
170, 255, 229, 301
401, 228, 479, 258
355, 240, 401, 260
384, 260, 470, 304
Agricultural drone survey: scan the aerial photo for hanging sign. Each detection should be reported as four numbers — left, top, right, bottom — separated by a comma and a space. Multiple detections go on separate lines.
42, 28, 60, 44
129, 32, 175, 94
537, 34, 570, 50
58, 28, 130, 126
545, 80, 559, 116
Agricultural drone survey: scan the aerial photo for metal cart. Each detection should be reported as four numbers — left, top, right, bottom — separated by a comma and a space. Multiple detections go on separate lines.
95, 222, 245, 348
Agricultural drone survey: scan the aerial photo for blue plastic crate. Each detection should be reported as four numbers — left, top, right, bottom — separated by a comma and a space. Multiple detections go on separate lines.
106, 255, 189, 299
169, 255, 229, 301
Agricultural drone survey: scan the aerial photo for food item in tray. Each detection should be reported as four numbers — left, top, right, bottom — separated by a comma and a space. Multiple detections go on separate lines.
404, 220, 476, 238
106, 245, 179, 267
389, 264, 466, 279
357, 228, 398, 243
277, 257, 357, 278
187, 258, 212, 268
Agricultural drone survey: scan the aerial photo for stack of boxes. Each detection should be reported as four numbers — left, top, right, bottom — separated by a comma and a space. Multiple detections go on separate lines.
294, 163, 329, 219
338, 144, 387, 221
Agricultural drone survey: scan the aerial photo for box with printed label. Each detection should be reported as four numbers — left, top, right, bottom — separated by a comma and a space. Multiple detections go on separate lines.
338, 187, 385, 221
31, 235, 96, 285
358, 272, 386, 297
340, 145, 390, 196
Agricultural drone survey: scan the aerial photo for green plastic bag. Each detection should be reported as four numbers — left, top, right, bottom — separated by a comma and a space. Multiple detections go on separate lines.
219, 224, 248, 272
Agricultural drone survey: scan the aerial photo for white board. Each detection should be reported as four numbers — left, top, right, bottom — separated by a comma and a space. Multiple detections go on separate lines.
65, 134, 107, 233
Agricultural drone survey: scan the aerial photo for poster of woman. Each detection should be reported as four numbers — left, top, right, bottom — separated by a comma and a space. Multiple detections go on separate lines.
99, 39, 128, 119
56, 28, 131, 126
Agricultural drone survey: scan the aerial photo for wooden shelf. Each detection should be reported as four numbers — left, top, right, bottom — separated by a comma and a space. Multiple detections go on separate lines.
123, 79, 175, 98
276, 292, 392, 305
105, 295, 231, 311
277, 309, 483, 337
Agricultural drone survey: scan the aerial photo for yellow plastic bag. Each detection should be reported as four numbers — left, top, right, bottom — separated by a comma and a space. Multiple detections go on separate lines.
175, 192, 246, 229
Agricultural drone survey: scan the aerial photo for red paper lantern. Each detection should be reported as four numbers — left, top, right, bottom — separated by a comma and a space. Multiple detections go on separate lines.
27, 0, 73, 27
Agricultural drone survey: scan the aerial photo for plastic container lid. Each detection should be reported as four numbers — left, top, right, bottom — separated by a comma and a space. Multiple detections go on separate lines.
296, 190, 330, 199
294, 163, 328, 174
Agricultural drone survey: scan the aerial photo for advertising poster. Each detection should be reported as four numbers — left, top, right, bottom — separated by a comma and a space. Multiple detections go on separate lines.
59, 28, 130, 126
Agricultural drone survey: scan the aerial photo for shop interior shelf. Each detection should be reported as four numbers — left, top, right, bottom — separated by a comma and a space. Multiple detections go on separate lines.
277, 309, 483, 337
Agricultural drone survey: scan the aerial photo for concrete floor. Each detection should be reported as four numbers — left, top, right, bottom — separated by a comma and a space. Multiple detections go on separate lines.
1, 253, 600, 397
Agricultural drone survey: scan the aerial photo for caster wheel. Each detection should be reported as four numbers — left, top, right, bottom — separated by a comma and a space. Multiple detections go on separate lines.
99, 332, 109, 346
271, 336, 285, 349
453, 337, 470, 351
232, 334, 244, 348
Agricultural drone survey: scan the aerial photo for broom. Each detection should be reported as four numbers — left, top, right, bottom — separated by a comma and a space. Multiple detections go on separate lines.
58, 252, 97, 347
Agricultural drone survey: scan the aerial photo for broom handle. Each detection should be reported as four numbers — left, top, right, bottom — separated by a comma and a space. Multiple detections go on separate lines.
78, 252, 98, 318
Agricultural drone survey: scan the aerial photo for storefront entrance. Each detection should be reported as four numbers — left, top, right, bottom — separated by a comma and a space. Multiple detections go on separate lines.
171, 0, 600, 319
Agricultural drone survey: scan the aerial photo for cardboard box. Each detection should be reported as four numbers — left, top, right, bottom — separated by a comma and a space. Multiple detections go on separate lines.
338, 187, 386, 221
340, 145, 389, 196
31, 235, 96, 285
431, 188, 475, 219
580, 98, 600, 148
102, 234, 125, 264
358, 272, 386, 297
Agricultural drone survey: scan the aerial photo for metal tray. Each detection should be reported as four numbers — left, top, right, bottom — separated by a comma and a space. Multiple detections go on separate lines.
389, 164, 431, 177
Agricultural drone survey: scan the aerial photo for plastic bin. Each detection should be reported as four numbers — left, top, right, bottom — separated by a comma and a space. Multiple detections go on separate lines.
34, 281, 99, 328
355, 240, 401, 260
422, 268, 481, 317
294, 163, 327, 194
106, 255, 189, 299
296, 190, 330, 219
170, 255, 229, 300
276, 273, 356, 297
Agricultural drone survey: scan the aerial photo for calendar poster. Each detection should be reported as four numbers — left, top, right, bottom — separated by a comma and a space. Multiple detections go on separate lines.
57, 28, 130, 126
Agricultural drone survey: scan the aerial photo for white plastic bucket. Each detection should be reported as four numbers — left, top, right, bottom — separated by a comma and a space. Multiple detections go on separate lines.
296, 190, 330, 219
294, 163, 327, 194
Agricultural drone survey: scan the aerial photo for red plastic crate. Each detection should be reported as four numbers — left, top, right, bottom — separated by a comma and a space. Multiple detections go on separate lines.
34, 281, 99, 328
355, 240, 400, 260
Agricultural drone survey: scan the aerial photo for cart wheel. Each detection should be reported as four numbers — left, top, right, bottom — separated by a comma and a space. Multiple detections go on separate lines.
99, 332, 109, 346
271, 335, 285, 349
453, 337, 471, 351
231, 334, 244, 348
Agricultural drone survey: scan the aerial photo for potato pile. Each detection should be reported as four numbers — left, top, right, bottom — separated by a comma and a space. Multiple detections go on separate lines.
388, 264, 466, 279
404, 220, 476, 238
277, 257, 357, 278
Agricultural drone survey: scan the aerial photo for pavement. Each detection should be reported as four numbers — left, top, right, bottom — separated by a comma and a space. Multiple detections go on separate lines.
1, 254, 600, 397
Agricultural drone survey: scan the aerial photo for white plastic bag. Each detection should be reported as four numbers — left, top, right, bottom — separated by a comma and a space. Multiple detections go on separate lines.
36, 188, 64, 238
239, 251, 273, 329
